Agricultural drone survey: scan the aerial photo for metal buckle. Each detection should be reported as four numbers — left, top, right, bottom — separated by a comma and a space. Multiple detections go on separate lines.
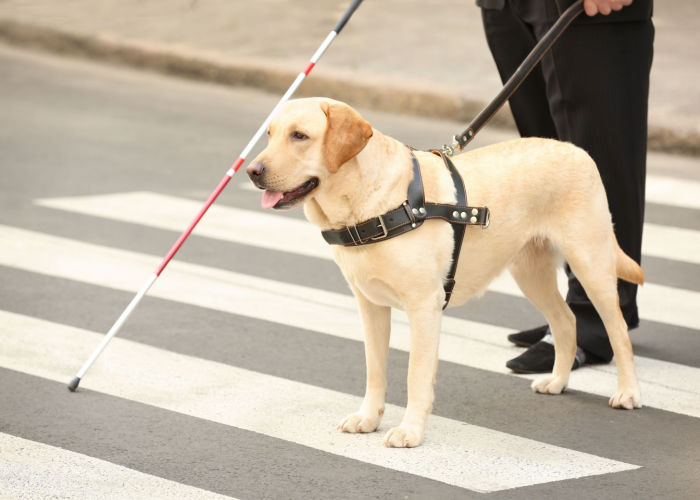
370, 215, 389, 241
482, 207, 490, 229
347, 225, 362, 245
441, 136, 462, 157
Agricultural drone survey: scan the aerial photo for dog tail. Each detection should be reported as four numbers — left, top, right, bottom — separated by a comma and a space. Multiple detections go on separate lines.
615, 237, 645, 285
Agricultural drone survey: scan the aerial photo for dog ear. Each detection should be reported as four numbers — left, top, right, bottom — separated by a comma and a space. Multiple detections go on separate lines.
320, 102, 373, 173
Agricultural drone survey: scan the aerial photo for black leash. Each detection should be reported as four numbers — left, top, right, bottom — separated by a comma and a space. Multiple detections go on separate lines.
441, 0, 585, 155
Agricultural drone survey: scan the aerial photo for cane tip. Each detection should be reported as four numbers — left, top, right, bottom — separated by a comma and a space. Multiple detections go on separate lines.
67, 377, 81, 392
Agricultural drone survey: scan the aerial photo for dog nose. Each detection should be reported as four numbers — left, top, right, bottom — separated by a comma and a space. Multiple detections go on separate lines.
246, 161, 265, 178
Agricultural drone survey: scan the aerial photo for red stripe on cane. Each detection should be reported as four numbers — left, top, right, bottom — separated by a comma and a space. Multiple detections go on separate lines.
154, 173, 232, 276
231, 157, 245, 172
303, 62, 315, 75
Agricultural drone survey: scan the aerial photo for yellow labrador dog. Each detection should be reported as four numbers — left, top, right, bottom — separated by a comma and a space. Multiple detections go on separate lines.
247, 97, 644, 448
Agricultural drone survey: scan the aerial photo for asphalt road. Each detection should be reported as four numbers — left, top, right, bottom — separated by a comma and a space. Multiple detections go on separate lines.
1, 45, 699, 499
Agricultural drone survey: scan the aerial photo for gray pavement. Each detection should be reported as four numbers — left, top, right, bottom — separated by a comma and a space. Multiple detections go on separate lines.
0, 0, 699, 154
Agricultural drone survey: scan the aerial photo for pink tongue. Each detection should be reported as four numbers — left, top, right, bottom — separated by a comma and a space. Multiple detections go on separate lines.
261, 190, 284, 209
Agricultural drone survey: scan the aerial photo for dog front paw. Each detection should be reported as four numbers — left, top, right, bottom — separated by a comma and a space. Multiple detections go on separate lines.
531, 374, 568, 395
338, 410, 383, 434
382, 424, 423, 448
609, 386, 642, 410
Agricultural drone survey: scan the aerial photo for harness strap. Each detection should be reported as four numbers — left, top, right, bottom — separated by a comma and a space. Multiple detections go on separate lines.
321, 152, 427, 246
435, 152, 466, 308
320, 149, 490, 308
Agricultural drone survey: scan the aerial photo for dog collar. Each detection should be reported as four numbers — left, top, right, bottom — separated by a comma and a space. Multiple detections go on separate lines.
320, 148, 490, 308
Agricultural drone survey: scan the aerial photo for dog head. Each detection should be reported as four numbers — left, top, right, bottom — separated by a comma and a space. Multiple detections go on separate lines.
247, 98, 373, 210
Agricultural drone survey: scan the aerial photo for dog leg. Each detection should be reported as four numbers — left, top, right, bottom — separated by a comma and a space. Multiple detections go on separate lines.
339, 290, 391, 434
564, 246, 641, 409
509, 242, 576, 395
383, 300, 442, 448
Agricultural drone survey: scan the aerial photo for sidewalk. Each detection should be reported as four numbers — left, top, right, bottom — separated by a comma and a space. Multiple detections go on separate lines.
0, 0, 698, 155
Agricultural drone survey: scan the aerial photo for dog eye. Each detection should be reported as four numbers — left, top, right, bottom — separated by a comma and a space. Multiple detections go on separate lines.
291, 131, 309, 141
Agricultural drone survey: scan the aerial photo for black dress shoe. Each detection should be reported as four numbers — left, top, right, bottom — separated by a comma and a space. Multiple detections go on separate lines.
507, 325, 548, 347
505, 341, 581, 374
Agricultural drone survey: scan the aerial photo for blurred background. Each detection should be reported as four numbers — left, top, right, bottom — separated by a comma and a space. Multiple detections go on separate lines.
1, 0, 698, 153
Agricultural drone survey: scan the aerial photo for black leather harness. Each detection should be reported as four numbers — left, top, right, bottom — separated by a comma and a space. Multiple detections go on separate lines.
321, 149, 490, 308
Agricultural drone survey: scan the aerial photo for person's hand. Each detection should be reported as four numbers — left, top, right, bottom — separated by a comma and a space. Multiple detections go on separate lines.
583, 0, 633, 16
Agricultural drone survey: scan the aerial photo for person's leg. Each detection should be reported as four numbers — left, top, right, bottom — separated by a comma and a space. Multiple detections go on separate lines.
535, 18, 654, 360
480, 2, 559, 351
482, 4, 653, 366
480, 4, 559, 139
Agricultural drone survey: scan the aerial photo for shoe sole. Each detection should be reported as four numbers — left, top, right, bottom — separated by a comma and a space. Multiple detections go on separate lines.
509, 339, 537, 348
507, 366, 543, 374
506, 366, 552, 375
507, 361, 581, 375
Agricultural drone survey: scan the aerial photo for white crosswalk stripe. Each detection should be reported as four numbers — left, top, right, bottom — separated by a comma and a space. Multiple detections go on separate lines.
1, 224, 699, 419
645, 174, 700, 210
488, 272, 700, 332
246, 175, 700, 210
0, 310, 639, 493
241, 174, 700, 211
35, 192, 700, 332
40, 188, 700, 266
0, 433, 235, 500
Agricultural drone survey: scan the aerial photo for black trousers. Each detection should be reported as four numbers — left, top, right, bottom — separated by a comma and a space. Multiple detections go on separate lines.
479, 0, 654, 360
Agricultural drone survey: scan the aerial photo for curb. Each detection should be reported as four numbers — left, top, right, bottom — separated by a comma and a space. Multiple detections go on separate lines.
1, 19, 698, 157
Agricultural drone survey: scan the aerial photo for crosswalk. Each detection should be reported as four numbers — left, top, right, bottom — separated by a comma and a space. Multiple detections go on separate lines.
2, 43, 698, 498
2, 223, 699, 418
1, 311, 640, 492
1, 178, 699, 497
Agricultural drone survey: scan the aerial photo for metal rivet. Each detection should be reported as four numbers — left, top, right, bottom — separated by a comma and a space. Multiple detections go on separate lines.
412, 208, 419, 215
470, 216, 477, 223
460, 212, 467, 219
452, 211, 459, 218
411, 223, 417, 228
471, 208, 478, 216
419, 207, 426, 215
